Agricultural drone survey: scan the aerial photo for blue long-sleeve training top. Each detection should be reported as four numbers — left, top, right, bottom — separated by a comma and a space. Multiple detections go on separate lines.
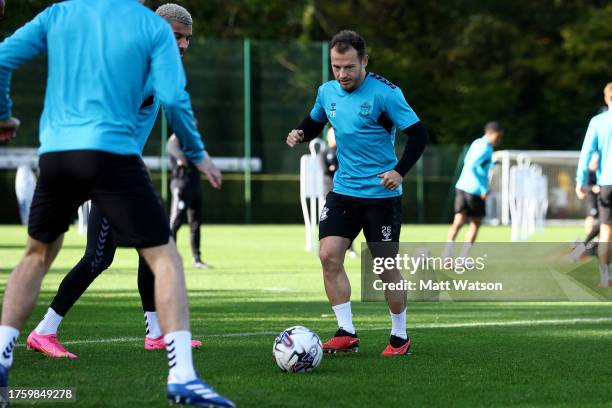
576, 110, 612, 186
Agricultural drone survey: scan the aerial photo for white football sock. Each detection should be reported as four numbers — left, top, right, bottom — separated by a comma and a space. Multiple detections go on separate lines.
165, 331, 197, 384
144, 312, 162, 339
599, 264, 610, 287
390, 308, 407, 340
460, 242, 473, 258
332, 301, 355, 335
34, 308, 63, 335
0, 326, 19, 368
442, 241, 455, 259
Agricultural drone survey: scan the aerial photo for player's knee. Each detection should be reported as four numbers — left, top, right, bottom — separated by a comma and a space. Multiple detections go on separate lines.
319, 248, 342, 271
81, 253, 114, 275
24, 241, 54, 268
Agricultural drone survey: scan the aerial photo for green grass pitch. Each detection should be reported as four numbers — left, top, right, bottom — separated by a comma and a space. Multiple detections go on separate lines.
1, 224, 611, 407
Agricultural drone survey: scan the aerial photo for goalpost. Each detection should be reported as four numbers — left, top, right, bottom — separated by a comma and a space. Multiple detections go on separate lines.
487, 150, 583, 234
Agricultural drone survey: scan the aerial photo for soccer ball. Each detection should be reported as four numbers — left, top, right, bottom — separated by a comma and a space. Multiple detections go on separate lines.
272, 326, 323, 373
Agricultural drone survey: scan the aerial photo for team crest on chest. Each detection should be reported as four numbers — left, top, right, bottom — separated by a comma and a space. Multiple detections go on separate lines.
329, 103, 337, 118
359, 102, 371, 116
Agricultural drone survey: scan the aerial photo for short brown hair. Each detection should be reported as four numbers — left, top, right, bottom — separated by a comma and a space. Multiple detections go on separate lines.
604, 82, 612, 103
484, 121, 503, 134
329, 30, 366, 60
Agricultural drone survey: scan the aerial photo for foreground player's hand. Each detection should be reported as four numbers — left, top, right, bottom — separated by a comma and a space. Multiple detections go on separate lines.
575, 184, 587, 199
195, 152, 222, 189
592, 185, 601, 194
378, 170, 403, 191
0, 117, 20, 142
481, 192, 489, 200
286, 129, 304, 147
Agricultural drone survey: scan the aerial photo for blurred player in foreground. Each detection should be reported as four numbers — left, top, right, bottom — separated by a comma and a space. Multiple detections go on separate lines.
0, 1, 233, 407
576, 83, 612, 288
287, 30, 428, 356
26, 3, 203, 360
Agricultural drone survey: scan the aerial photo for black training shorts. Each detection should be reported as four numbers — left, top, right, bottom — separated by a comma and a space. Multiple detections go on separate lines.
318, 191, 402, 244
586, 190, 599, 218
28, 150, 171, 248
454, 188, 485, 217
598, 185, 612, 225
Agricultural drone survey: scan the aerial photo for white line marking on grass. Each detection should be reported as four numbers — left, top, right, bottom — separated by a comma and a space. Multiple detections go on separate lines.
16, 317, 612, 348
413, 317, 612, 329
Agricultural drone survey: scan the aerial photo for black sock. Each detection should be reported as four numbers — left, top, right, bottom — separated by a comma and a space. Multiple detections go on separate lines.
390, 335, 409, 348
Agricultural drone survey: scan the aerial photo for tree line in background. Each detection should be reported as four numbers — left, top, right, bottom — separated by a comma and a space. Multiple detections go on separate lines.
2, 0, 611, 149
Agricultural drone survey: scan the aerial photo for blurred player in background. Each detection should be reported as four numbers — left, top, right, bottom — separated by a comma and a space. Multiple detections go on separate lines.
322, 127, 357, 258
26, 3, 203, 360
0, 1, 233, 407
287, 30, 428, 356
570, 152, 600, 261
443, 122, 503, 259
168, 132, 211, 269
576, 82, 612, 288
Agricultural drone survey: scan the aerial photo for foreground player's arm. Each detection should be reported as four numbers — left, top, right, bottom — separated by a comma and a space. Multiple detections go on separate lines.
576, 119, 599, 199
286, 116, 327, 147
472, 144, 493, 198
0, 6, 51, 140
149, 22, 221, 188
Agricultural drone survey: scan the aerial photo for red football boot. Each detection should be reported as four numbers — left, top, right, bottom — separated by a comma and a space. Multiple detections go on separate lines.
322, 329, 360, 354
381, 335, 411, 357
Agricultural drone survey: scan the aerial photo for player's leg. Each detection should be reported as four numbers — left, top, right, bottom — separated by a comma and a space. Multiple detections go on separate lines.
569, 221, 600, 262
169, 181, 189, 241
0, 151, 89, 390
93, 153, 232, 406
596, 186, 612, 287
461, 216, 482, 257
27, 204, 117, 358
320, 236, 352, 308
598, 224, 611, 287
0, 235, 63, 395
362, 196, 410, 356
187, 183, 207, 268
460, 192, 485, 258
137, 256, 202, 350
318, 192, 361, 353
444, 189, 468, 258
2, 237, 63, 332
585, 215, 595, 235
585, 190, 598, 235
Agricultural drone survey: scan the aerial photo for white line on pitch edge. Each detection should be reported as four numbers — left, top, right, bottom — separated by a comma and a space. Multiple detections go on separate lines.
16, 317, 612, 348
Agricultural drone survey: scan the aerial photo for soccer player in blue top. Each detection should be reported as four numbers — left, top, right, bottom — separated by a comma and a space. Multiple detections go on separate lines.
25, 3, 202, 360
576, 82, 612, 288
0, 1, 233, 407
443, 122, 503, 259
287, 30, 428, 357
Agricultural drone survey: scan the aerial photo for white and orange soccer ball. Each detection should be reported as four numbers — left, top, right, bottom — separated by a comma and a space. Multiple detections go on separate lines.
272, 326, 323, 373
